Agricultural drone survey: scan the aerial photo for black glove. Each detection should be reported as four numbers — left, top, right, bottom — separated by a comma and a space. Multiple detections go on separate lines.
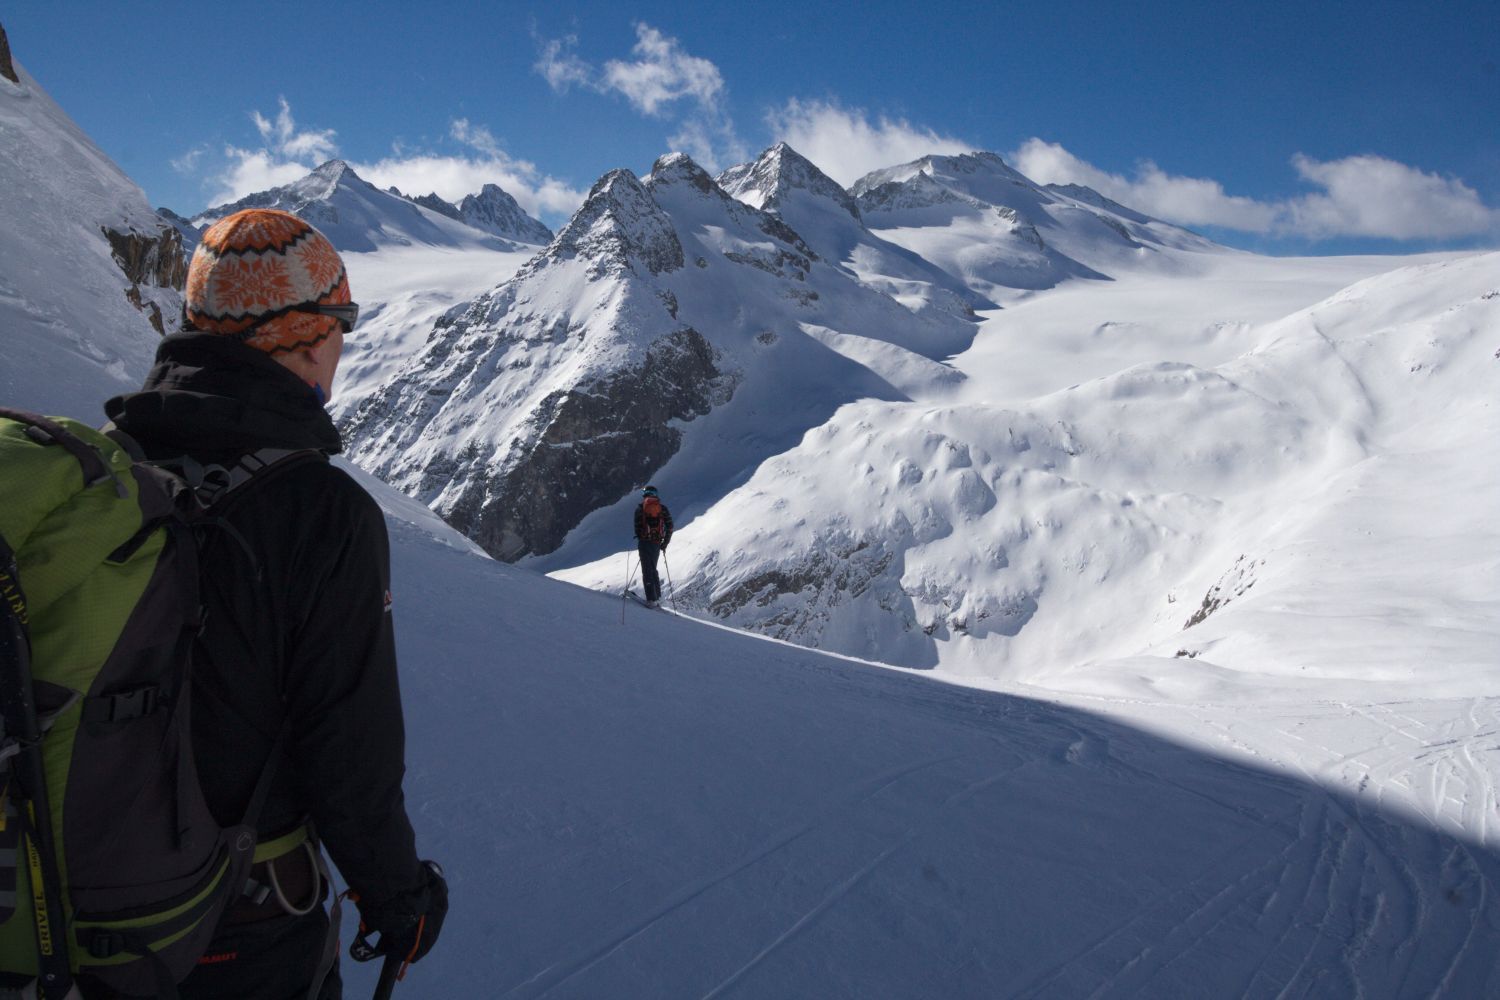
351, 860, 448, 967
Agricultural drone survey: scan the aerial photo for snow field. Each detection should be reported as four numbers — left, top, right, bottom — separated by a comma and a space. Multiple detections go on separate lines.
346, 465, 1500, 998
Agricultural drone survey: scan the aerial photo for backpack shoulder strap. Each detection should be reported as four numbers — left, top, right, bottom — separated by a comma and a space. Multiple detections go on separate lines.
139, 446, 329, 512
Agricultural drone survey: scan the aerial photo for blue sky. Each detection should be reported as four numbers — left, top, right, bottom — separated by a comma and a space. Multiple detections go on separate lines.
6, 0, 1498, 254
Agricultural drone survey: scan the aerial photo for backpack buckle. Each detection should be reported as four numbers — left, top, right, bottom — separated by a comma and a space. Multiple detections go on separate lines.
84, 929, 125, 959
81, 686, 166, 724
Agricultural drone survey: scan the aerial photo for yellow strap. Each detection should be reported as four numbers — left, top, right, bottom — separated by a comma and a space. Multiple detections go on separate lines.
252, 824, 311, 864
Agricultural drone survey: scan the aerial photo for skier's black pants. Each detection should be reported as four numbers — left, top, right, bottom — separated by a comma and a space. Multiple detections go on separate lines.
638, 542, 663, 602
178, 907, 341, 1000
76, 907, 342, 999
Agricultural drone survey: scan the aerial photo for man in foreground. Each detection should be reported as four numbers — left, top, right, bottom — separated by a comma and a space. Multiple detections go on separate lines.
98, 208, 446, 998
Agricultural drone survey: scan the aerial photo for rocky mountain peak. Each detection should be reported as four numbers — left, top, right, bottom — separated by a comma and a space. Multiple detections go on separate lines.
553, 168, 684, 276
297, 158, 362, 200
644, 152, 722, 196
458, 183, 553, 244
718, 142, 861, 221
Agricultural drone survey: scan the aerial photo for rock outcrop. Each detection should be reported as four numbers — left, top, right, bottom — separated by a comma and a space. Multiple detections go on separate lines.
0, 23, 17, 85
103, 222, 188, 334
440, 326, 727, 559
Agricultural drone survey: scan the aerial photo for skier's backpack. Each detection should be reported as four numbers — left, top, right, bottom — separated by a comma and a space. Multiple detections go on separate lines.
641, 496, 666, 544
0, 409, 318, 998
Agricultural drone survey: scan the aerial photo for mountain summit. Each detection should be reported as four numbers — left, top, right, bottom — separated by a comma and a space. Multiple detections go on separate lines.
396, 184, 553, 245
850, 151, 1219, 293
457, 184, 553, 245
717, 142, 861, 220
718, 143, 992, 319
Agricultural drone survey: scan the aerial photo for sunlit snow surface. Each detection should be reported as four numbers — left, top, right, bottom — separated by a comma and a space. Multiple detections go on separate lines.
355, 463, 1500, 998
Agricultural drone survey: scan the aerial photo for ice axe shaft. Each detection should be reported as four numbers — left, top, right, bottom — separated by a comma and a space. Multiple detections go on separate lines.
371, 953, 402, 1000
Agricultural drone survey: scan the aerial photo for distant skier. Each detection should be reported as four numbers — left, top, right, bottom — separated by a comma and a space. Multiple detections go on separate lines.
633, 485, 674, 607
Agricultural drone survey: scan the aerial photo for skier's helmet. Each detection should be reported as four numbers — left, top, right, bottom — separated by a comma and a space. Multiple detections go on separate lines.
642, 485, 659, 497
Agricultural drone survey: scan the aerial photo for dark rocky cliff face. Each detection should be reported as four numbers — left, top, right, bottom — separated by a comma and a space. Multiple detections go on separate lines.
0, 23, 18, 84
440, 326, 729, 560
413, 192, 462, 220
102, 223, 189, 334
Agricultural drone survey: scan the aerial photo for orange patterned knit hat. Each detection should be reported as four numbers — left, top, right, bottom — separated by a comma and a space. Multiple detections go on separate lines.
184, 209, 352, 355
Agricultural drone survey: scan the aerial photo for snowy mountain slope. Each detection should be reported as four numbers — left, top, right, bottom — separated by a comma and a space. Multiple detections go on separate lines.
330, 242, 540, 421
0, 54, 184, 420
852, 152, 1224, 298
946, 249, 1467, 407
718, 143, 993, 323
558, 251, 1500, 692
343, 152, 977, 564
1116, 255, 1500, 695
190, 159, 524, 254
339, 460, 1500, 999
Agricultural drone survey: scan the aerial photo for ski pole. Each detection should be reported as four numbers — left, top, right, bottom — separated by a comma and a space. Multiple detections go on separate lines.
662, 550, 677, 611
371, 953, 402, 1000
621, 549, 638, 625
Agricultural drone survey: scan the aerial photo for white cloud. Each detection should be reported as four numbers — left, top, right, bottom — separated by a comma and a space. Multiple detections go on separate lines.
189, 99, 585, 221
602, 24, 724, 117
397, 118, 586, 217
250, 98, 338, 164
205, 97, 342, 205
1011, 138, 1277, 231
1286, 154, 1499, 240
207, 150, 312, 207
534, 34, 592, 93
1009, 138, 1500, 241
667, 115, 748, 174
170, 145, 208, 175
765, 99, 973, 187
532, 23, 744, 172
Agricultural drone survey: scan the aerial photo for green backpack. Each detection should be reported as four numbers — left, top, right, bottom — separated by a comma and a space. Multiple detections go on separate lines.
0, 409, 317, 999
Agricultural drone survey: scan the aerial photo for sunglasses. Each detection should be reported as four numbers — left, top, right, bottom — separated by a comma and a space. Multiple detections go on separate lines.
293, 301, 360, 332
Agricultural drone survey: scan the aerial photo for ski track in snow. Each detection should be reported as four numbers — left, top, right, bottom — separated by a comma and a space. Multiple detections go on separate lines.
509, 751, 973, 998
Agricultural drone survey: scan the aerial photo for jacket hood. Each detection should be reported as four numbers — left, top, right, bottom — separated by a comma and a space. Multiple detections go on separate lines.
105, 332, 343, 456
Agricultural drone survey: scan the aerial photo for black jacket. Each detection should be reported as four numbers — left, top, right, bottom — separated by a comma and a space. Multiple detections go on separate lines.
105, 333, 422, 907
634, 500, 673, 546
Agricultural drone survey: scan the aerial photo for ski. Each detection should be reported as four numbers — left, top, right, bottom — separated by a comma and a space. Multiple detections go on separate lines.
623, 591, 664, 610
